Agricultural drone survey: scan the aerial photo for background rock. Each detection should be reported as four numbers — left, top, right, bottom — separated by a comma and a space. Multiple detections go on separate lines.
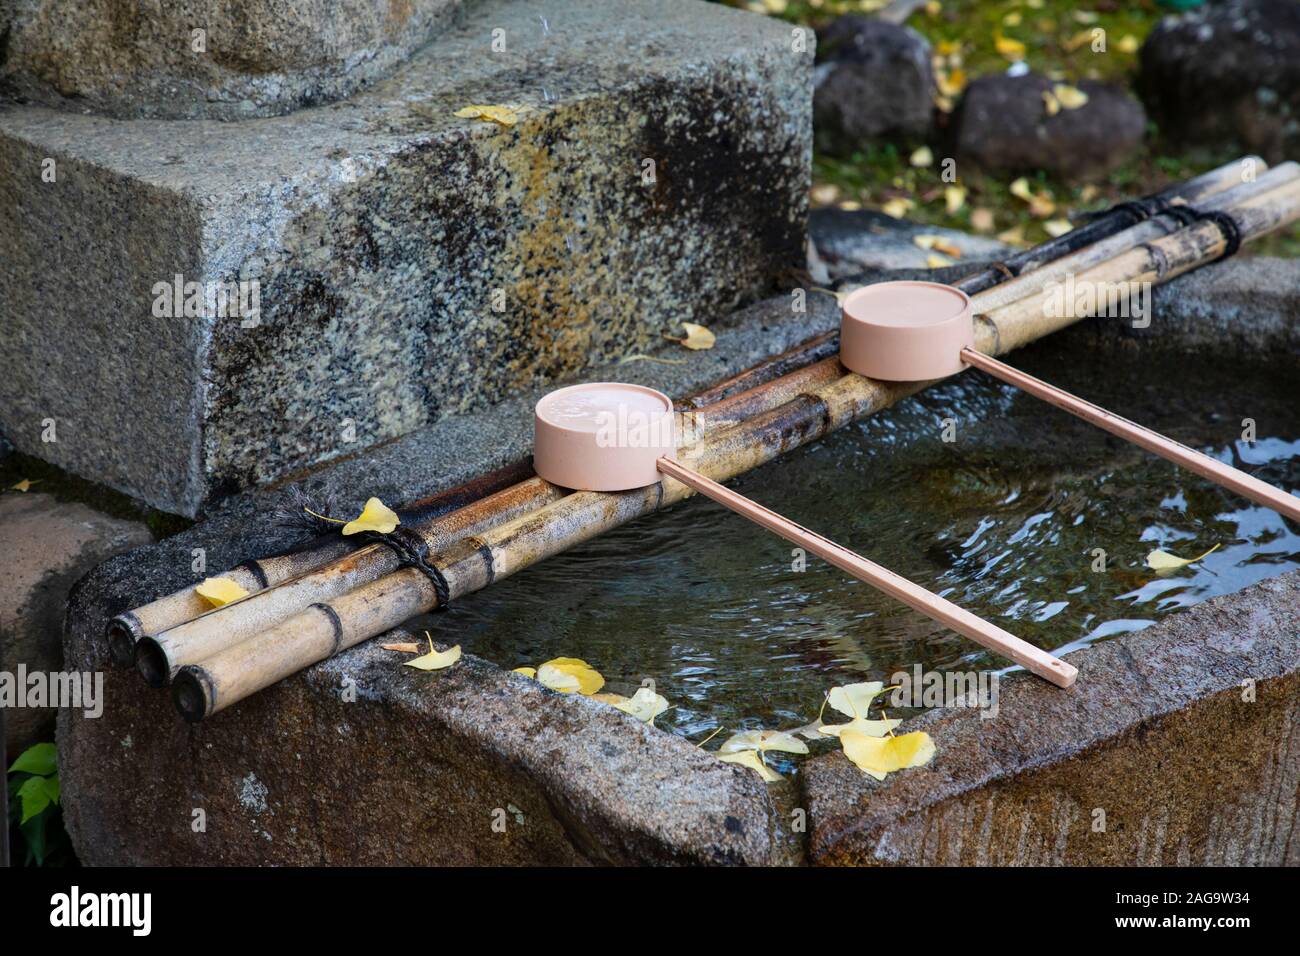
1, 492, 150, 756
0, 0, 466, 120
1139, 0, 1300, 162
951, 73, 1146, 180
814, 15, 935, 154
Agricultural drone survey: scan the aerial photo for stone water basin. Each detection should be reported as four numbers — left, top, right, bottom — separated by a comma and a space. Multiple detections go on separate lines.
59, 264, 1300, 866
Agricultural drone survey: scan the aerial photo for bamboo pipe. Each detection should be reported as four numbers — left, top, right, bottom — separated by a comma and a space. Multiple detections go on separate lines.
961, 350, 1300, 522
171, 177, 1300, 721
106, 458, 534, 665
956, 155, 1263, 295
656, 457, 1076, 686
121, 159, 1265, 672
972, 162, 1300, 314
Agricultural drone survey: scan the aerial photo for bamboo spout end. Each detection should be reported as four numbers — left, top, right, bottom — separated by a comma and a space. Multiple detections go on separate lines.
1045, 656, 1079, 689
107, 614, 143, 667
135, 637, 172, 688
172, 666, 216, 723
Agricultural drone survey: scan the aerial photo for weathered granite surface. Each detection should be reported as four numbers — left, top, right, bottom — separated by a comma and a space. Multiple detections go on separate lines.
0, 492, 151, 756
0, 0, 466, 120
0, 0, 812, 516
803, 570, 1300, 865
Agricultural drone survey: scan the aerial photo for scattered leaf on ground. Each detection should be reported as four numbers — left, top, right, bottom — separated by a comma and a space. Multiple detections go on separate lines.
1053, 84, 1089, 110
1118, 34, 1140, 54
944, 185, 967, 215
994, 33, 1026, 60
881, 197, 915, 219
453, 104, 521, 127
1043, 219, 1074, 237
971, 207, 996, 233
909, 146, 934, 168
195, 576, 249, 608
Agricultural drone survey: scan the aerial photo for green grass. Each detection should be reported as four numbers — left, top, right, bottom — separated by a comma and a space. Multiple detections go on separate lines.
724, 0, 1300, 256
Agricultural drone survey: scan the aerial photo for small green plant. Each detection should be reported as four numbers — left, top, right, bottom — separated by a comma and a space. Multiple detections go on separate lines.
8, 742, 74, 866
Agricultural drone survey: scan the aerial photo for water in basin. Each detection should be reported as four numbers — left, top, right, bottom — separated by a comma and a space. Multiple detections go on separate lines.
435, 340, 1300, 742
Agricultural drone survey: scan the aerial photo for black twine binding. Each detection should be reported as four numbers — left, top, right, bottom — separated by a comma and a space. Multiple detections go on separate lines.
364, 526, 452, 611
1081, 195, 1176, 227
1197, 209, 1243, 262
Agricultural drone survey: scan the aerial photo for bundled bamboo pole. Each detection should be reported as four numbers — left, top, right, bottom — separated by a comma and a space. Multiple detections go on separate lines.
171, 174, 1300, 720
115, 157, 1263, 672
107, 458, 534, 665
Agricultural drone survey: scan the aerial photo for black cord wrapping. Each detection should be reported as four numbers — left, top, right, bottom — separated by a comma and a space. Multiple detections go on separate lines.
1197, 209, 1243, 262
363, 526, 452, 611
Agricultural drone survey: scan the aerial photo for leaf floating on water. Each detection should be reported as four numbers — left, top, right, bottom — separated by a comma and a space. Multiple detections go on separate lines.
536, 657, 605, 695
841, 729, 936, 781
342, 497, 400, 536
670, 322, 716, 351
718, 749, 782, 782
718, 729, 809, 756
194, 576, 249, 608
1146, 543, 1220, 572
403, 633, 461, 671
826, 681, 887, 720
453, 104, 521, 127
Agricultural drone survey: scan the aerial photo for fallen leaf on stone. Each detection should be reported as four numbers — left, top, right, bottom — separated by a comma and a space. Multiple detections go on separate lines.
453, 104, 521, 127
718, 749, 782, 782
1146, 543, 1220, 572
838, 199, 863, 211
536, 657, 605, 695
881, 197, 914, 219
513, 666, 537, 678
381, 642, 422, 653
671, 322, 716, 351
1052, 84, 1089, 110
927, 254, 953, 268
909, 146, 934, 168
611, 687, 670, 724
994, 33, 1026, 60
818, 716, 902, 738
194, 576, 249, 608
996, 225, 1027, 246
718, 729, 809, 756
9, 479, 38, 492
1042, 89, 1061, 117
1043, 219, 1074, 237
841, 729, 935, 781
944, 185, 967, 215
404, 634, 461, 671
342, 496, 400, 536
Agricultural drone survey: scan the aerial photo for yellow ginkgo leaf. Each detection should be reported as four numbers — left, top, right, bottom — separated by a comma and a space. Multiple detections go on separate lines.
994, 33, 1026, 60
612, 687, 670, 724
10, 478, 38, 492
841, 729, 936, 781
674, 322, 716, 351
818, 717, 902, 738
404, 634, 461, 671
1002, 12, 1022, 27
1118, 34, 1140, 54
513, 666, 537, 679
194, 576, 249, 608
718, 729, 809, 756
927, 254, 953, 268
826, 681, 887, 720
1009, 177, 1034, 201
1052, 84, 1089, 110
1146, 544, 1220, 572
718, 749, 782, 782
881, 197, 914, 219
1042, 90, 1061, 117
996, 224, 1027, 246
1063, 29, 1094, 52
909, 146, 934, 168
537, 657, 605, 695
1043, 219, 1074, 237
341, 497, 400, 536
944, 185, 967, 215
453, 104, 520, 127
